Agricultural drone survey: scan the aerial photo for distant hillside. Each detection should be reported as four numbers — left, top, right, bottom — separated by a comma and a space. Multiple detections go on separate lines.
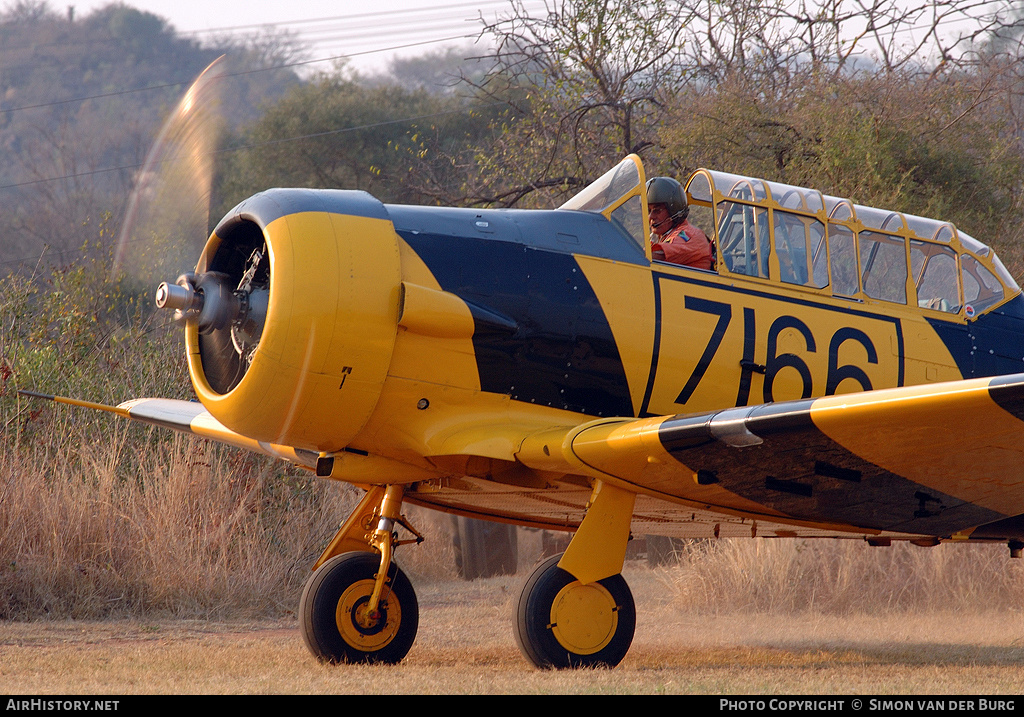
0, 1, 302, 270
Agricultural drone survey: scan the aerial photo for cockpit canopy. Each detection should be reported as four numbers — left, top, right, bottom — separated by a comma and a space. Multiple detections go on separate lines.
687, 169, 1019, 317
559, 156, 1019, 318
559, 155, 647, 247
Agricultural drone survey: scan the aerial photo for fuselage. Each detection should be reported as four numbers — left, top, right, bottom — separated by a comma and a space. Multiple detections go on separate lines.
191, 159, 1024, 540
388, 201, 1024, 421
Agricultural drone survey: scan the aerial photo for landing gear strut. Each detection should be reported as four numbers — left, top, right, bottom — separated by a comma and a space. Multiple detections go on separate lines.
300, 485, 422, 664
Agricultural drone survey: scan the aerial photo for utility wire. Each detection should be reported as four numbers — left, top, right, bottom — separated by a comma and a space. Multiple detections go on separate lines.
0, 0, 1009, 117
174, 0, 523, 35
0, 32, 481, 116
0, 98, 513, 191
0, 0, 524, 53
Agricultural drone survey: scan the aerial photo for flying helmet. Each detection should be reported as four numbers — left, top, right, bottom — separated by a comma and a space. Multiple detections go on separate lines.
646, 176, 689, 222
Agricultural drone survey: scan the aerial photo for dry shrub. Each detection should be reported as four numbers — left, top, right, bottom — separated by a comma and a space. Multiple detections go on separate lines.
0, 431, 363, 619
0, 416, 464, 620
663, 538, 1024, 615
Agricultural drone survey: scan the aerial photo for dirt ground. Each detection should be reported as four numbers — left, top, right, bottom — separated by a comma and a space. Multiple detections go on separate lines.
2, 565, 1023, 695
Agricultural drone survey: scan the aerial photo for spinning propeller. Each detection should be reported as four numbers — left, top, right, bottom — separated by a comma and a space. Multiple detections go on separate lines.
114, 57, 270, 394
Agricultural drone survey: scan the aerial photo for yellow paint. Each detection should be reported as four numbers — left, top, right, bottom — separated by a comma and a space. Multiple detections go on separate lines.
549, 581, 619, 655
575, 256, 656, 415
323, 450, 440, 484
398, 282, 476, 339
558, 480, 635, 584
336, 578, 402, 650
811, 379, 1024, 514
189, 212, 402, 452
386, 238, 481, 392
313, 486, 385, 570
355, 375, 581, 465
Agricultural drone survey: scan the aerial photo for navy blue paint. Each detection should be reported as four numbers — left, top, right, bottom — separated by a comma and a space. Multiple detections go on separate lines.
398, 230, 635, 418
216, 188, 390, 234
736, 307, 758, 406
825, 327, 877, 394
676, 296, 732, 405
969, 294, 1024, 377
639, 275, 665, 418
386, 205, 648, 264
924, 295, 1024, 380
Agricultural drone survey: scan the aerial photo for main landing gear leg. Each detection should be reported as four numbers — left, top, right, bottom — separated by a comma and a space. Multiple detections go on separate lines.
300, 485, 423, 664
514, 480, 638, 669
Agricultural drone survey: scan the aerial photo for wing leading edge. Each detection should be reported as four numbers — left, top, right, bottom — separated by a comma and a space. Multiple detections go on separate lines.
19, 392, 318, 470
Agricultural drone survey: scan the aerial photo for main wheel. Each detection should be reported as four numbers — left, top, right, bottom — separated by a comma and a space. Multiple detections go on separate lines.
300, 551, 418, 664
514, 553, 635, 669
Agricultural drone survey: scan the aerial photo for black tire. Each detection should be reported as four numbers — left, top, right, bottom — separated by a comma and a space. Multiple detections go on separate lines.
300, 551, 418, 664
452, 516, 518, 580
513, 553, 635, 669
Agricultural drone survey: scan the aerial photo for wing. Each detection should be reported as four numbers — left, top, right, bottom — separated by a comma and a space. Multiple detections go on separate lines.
27, 374, 1024, 544
508, 373, 1024, 542
19, 391, 318, 470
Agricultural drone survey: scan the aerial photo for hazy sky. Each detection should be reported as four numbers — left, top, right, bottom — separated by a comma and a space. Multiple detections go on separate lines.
65, 0, 544, 74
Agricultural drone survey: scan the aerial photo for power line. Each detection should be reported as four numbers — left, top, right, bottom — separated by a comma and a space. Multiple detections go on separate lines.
0, 0, 1004, 118
0, 32, 481, 116
0, 97, 511, 191
175, 0, 524, 36
0, 0, 533, 114
0, 0, 526, 54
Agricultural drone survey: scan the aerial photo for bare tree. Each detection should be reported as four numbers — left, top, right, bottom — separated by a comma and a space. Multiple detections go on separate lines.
462, 0, 1024, 208
463, 0, 693, 207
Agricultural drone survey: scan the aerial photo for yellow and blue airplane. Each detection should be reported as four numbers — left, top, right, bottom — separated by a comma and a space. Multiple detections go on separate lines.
26, 149, 1024, 668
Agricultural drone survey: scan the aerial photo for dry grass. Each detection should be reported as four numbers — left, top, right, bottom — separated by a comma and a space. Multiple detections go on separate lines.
660, 538, 1024, 615
0, 426, 461, 621
4, 427, 1024, 621
2, 570, 1023, 694
2, 434, 362, 619
3, 424, 1024, 693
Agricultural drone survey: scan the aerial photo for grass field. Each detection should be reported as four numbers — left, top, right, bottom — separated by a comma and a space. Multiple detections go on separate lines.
3, 567, 1024, 695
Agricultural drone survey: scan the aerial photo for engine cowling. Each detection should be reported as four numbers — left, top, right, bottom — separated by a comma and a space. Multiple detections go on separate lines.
183, 188, 401, 452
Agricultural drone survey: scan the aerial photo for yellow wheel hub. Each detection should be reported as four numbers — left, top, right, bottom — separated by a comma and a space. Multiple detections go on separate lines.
336, 578, 402, 651
548, 581, 618, 655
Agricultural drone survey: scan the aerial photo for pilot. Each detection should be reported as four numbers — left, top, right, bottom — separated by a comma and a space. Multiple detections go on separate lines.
647, 176, 713, 270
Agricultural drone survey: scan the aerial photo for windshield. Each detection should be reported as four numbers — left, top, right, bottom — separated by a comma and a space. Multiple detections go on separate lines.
558, 156, 647, 247
560, 158, 641, 213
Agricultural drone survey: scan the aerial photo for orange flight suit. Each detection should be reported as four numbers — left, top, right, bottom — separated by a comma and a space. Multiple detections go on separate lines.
652, 219, 713, 270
